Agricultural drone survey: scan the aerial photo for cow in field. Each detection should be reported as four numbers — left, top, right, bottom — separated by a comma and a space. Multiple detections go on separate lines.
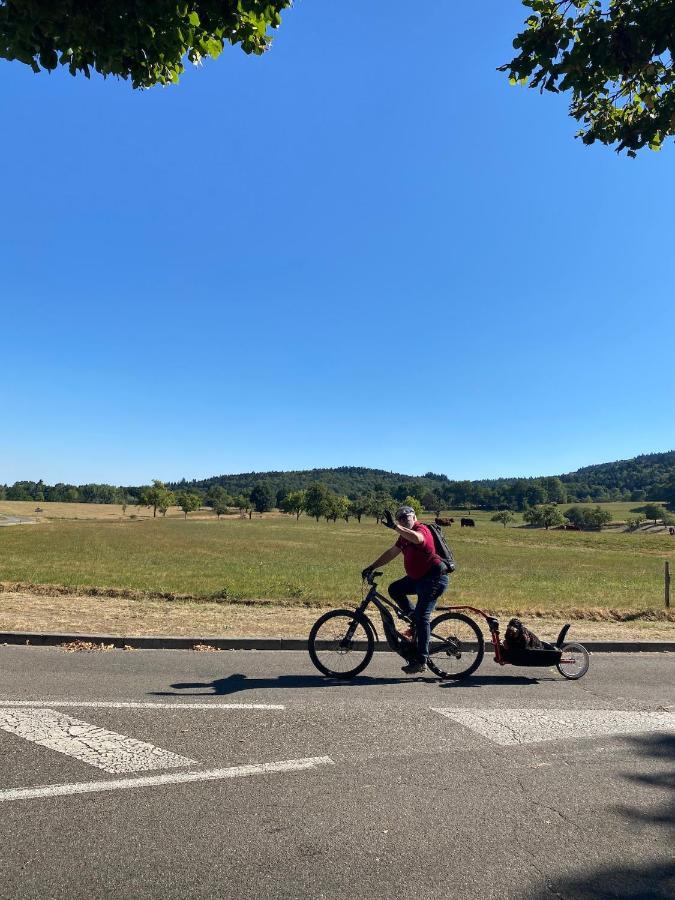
435, 517, 454, 527
460, 517, 475, 527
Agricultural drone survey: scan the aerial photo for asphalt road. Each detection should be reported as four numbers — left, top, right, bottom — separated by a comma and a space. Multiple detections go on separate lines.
0, 646, 673, 900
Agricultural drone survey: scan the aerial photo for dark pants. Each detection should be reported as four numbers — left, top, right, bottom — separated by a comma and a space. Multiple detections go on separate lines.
388, 566, 449, 664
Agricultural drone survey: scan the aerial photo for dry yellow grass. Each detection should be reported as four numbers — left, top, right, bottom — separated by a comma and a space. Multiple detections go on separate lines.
1, 589, 673, 642
0, 499, 235, 521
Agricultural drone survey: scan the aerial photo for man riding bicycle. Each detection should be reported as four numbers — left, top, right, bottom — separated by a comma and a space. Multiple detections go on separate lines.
361, 505, 450, 675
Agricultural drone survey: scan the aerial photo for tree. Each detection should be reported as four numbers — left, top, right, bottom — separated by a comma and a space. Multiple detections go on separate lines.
139, 480, 174, 518
583, 505, 613, 528
564, 505, 586, 528
304, 483, 332, 523
524, 503, 565, 529
643, 502, 665, 523
523, 506, 542, 526
176, 491, 201, 520
366, 491, 396, 524
281, 490, 306, 521
234, 492, 252, 519
1, 1, 292, 89
565, 504, 613, 529
325, 494, 349, 523
402, 495, 423, 519
540, 503, 565, 529
503, 1, 675, 156
348, 495, 369, 524
250, 481, 274, 514
491, 510, 515, 528
213, 499, 229, 520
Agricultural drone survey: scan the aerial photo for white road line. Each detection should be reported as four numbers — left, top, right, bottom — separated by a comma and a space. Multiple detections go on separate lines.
0, 708, 197, 774
0, 756, 335, 803
431, 707, 675, 746
0, 700, 285, 711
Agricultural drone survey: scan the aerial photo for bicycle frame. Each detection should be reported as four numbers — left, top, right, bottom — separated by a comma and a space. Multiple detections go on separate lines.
355, 582, 478, 660
354, 583, 416, 658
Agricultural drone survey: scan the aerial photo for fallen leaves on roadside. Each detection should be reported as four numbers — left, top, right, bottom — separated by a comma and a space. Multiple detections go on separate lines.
59, 640, 116, 652
192, 643, 222, 652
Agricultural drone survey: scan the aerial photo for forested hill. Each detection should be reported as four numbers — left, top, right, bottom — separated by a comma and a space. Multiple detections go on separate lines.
169, 451, 675, 508
172, 467, 448, 500
3, 452, 674, 508
559, 451, 675, 497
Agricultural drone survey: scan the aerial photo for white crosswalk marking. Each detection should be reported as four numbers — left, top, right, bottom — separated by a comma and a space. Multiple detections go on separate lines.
0, 700, 284, 711
0, 708, 196, 773
431, 707, 675, 746
0, 757, 336, 803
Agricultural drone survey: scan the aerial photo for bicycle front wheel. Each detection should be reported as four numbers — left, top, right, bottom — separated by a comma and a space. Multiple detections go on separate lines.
556, 642, 590, 680
308, 609, 374, 678
427, 612, 485, 679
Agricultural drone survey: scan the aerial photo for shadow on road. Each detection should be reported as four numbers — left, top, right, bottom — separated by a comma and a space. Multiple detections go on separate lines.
153, 673, 410, 696
614, 732, 675, 827
438, 674, 545, 688
153, 673, 552, 697
525, 860, 674, 900
154, 670, 553, 696
525, 731, 674, 899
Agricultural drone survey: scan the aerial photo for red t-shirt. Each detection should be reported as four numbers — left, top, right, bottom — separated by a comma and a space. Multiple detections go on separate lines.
396, 523, 441, 579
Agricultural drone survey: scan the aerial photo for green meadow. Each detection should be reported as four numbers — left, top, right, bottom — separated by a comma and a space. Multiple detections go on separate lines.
1, 505, 673, 613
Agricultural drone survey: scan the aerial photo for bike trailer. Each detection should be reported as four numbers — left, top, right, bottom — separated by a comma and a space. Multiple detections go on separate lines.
498, 623, 571, 667
499, 646, 563, 667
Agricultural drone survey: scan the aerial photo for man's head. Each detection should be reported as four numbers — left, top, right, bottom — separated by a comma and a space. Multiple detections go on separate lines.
396, 505, 417, 526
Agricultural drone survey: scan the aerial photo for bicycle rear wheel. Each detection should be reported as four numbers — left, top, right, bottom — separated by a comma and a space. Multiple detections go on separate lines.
556, 642, 590, 680
308, 609, 374, 678
427, 612, 484, 679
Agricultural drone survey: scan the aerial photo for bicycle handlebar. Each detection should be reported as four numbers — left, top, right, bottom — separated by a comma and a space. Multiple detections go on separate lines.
364, 570, 383, 585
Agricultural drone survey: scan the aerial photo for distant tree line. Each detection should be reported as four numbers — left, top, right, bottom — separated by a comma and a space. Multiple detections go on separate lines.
2, 452, 674, 511
0, 480, 131, 504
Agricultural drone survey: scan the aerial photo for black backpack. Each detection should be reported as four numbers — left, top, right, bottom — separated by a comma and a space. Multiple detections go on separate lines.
425, 522, 456, 573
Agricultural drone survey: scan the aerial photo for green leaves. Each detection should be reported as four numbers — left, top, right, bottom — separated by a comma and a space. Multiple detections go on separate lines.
502, 0, 675, 156
0, 1, 293, 88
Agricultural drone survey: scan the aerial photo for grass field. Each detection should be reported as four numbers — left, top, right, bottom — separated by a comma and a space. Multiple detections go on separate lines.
1, 510, 673, 614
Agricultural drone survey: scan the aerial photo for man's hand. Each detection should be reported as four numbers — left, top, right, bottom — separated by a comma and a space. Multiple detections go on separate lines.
382, 509, 396, 529
361, 567, 373, 581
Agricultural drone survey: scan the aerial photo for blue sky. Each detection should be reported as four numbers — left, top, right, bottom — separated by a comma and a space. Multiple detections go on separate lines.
2, 0, 674, 486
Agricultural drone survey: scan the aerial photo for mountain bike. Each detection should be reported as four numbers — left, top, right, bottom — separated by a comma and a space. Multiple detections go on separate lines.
307, 570, 485, 680
307, 571, 590, 681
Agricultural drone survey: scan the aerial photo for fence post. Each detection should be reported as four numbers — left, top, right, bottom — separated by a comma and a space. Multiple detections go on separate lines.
666, 561, 671, 609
